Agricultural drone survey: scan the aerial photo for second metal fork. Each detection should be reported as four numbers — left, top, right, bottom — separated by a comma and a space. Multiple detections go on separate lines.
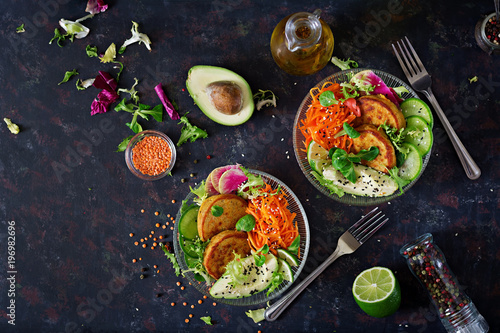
264, 207, 388, 321
392, 37, 481, 180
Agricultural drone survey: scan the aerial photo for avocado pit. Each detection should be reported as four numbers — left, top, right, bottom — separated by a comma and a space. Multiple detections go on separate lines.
206, 81, 243, 115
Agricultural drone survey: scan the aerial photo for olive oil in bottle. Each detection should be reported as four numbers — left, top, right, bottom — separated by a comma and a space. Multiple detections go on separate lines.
270, 9, 334, 76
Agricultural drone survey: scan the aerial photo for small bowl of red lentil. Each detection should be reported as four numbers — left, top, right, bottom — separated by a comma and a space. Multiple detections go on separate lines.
125, 130, 176, 180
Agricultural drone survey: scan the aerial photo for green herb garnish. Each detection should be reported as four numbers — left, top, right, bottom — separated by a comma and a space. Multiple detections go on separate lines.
236, 214, 256, 232
177, 114, 208, 146
329, 146, 379, 183
58, 69, 79, 85
86, 45, 98, 57
200, 316, 213, 325
211, 205, 223, 217
287, 235, 300, 255
319, 90, 339, 107
16, 24, 25, 33
343, 122, 360, 138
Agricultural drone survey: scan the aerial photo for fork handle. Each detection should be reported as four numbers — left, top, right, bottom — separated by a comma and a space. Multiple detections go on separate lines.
264, 246, 343, 321
422, 88, 481, 180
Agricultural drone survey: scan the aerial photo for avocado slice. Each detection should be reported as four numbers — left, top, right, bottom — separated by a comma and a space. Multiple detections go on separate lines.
186, 65, 254, 126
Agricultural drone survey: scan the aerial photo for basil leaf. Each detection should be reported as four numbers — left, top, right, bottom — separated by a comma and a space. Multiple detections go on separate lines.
343, 122, 360, 138
287, 235, 300, 254
235, 214, 256, 232
211, 205, 223, 217
319, 91, 338, 107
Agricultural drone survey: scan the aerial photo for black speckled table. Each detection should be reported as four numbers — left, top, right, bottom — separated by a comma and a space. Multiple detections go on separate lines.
1, 1, 499, 332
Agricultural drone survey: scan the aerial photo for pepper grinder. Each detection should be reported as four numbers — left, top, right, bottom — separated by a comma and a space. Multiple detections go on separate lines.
400, 233, 489, 333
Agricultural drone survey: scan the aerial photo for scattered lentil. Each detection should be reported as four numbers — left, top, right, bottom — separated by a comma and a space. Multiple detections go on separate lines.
171, 199, 176, 204
203, 295, 207, 299
181, 286, 185, 290
132, 136, 172, 176
190, 305, 195, 309
197, 300, 202, 304
159, 235, 163, 240
132, 259, 137, 263
153, 242, 158, 247
153, 265, 158, 269
183, 302, 187, 306
134, 241, 139, 246
142, 244, 147, 248
206, 155, 211, 159
155, 211, 159, 216
171, 302, 175, 306
184, 319, 189, 323
141, 209, 145, 213
189, 314, 193, 318
176, 282, 181, 286
162, 225, 166, 229
155, 223, 160, 227
212, 302, 216, 306
129, 233, 134, 237
181, 178, 186, 183
189, 173, 195, 177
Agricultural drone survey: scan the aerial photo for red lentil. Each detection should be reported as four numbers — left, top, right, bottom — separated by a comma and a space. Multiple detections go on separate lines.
155, 223, 160, 227
141, 209, 145, 213
134, 241, 139, 246
184, 319, 189, 323
153, 265, 158, 269
171, 302, 175, 306
197, 300, 202, 304
132, 136, 172, 176
142, 244, 147, 248
171, 199, 176, 204
181, 286, 185, 290
132, 259, 137, 263
183, 302, 187, 306
129, 233, 134, 237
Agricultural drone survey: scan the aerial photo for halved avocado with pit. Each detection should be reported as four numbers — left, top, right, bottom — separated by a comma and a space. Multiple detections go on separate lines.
186, 65, 254, 126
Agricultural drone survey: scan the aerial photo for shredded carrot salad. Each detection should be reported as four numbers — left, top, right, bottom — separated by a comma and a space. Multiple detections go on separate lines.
246, 183, 300, 257
298, 81, 358, 152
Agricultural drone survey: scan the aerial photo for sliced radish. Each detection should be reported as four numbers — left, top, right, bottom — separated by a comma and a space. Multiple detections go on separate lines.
210, 165, 240, 192
205, 176, 219, 196
218, 168, 247, 194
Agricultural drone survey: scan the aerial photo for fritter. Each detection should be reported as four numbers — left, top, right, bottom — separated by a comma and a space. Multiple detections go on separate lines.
197, 194, 248, 242
203, 230, 251, 279
351, 124, 397, 173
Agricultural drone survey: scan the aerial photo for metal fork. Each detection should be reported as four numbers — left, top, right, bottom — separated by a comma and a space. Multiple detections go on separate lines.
392, 37, 481, 180
264, 207, 388, 321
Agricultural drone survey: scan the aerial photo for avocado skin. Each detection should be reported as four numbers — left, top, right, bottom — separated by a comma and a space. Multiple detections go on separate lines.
186, 65, 254, 126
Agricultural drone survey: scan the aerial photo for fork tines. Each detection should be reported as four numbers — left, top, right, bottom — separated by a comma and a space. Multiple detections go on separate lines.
348, 207, 389, 244
392, 36, 427, 78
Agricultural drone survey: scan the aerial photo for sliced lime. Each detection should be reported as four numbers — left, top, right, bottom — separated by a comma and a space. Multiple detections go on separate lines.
400, 98, 433, 126
278, 258, 294, 283
178, 205, 199, 240
352, 266, 401, 318
277, 248, 299, 267
398, 142, 422, 181
403, 116, 433, 156
307, 140, 330, 173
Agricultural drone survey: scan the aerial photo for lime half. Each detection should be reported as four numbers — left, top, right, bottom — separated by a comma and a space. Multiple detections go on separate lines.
352, 266, 401, 318
307, 140, 330, 173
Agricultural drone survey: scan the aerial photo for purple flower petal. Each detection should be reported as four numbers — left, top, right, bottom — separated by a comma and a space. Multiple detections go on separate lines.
154, 84, 180, 120
91, 71, 119, 115
86, 0, 108, 15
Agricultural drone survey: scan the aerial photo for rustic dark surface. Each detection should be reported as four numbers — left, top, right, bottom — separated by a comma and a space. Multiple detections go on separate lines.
0, 0, 499, 332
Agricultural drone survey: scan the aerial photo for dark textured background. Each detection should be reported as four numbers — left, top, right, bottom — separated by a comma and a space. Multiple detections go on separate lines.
0, 0, 499, 332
